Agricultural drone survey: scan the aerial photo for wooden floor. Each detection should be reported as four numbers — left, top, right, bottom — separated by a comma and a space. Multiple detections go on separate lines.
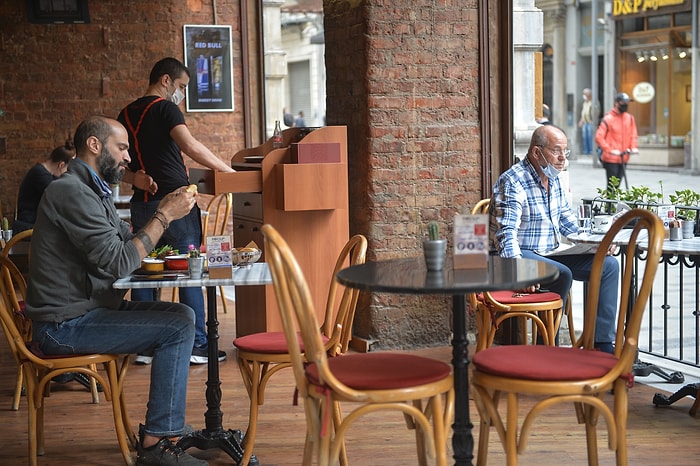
1, 291, 699, 465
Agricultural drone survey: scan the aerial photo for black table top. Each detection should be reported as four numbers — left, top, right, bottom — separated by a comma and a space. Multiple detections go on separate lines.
336, 256, 559, 295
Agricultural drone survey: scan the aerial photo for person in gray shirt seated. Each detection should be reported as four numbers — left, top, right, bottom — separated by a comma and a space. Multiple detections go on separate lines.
25, 115, 207, 466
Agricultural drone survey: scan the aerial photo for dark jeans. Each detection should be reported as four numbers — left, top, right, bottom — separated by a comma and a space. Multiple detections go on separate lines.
33, 300, 195, 437
603, 161, 627, 188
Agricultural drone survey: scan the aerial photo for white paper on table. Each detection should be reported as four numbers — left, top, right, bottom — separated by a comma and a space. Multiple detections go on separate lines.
536, 238, 599, 256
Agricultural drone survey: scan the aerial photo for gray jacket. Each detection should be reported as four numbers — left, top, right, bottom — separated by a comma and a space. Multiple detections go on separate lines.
25, 159, 142, 323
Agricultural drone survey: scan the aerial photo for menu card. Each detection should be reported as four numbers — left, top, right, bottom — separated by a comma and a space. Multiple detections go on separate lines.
453, 214, 489, 269
206, 235, 233, 278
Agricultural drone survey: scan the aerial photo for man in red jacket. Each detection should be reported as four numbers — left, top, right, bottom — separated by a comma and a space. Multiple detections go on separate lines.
595, 92, 639, 189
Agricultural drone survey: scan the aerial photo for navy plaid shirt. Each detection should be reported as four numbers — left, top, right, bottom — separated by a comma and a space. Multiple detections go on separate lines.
490, 157, 579, 258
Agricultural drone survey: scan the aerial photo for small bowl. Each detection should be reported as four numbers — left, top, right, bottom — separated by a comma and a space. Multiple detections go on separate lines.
232, 248, 262, 266
141, 258, 165, 272
164, 254, 189, 270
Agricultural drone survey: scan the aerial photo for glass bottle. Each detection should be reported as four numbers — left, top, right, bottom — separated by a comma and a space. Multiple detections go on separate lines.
272, 120, 284, 149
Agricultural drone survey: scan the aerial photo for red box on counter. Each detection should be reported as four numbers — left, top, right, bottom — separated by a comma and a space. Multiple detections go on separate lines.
290, 142, 341, 164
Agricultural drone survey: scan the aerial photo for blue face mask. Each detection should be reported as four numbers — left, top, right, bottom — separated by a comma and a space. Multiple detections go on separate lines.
542, 163, 561, 179
538, 151, 561, 179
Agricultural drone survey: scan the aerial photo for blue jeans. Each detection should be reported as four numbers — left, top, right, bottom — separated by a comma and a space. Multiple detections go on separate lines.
581, 122, 593, 155
32, 300, 195, 438
131, 201, 207, 348
521, 250, 619, 343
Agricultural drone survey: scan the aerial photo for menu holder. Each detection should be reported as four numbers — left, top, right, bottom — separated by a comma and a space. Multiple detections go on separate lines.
653, 204, 676, 230
453, 214, 489, 269
206, 235, 233, 278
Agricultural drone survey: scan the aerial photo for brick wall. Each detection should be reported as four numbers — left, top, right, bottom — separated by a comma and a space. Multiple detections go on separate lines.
0, 0, 485, 349
0, 0, 244, 217
325, 0, 482, 349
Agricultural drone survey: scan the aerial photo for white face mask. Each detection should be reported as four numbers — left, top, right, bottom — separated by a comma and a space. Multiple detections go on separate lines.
170, 88, 185, 106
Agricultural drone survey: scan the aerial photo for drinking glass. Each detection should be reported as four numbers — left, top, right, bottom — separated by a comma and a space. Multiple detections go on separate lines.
578, 204, 592, 234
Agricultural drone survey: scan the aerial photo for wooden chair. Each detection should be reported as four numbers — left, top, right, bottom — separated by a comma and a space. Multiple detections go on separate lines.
233, 233, 367, 466
0, 228, 34, 260
472, 209, 664, 466
0, 255, 136, 465
202, 192, 232, 312
261, 224, 454, 466
469, 199, 570, 350
0, 229, 102, 410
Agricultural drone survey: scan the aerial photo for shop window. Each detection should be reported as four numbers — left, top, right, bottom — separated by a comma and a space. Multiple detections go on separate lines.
26, 0, 90, 24
674, 13, 691, 27
648, 14, 672, 30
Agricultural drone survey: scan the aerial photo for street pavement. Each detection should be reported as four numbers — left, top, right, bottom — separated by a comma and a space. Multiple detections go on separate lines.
566, 154, 695, 209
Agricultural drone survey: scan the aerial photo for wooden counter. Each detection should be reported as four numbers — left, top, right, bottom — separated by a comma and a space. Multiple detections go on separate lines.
190, 126, 349, 335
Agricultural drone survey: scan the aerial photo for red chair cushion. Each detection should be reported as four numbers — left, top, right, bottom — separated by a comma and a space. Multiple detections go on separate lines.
485, 290, 562, 305
233, 332, 329, 354
472, 345, 618, 381
306, 353, 451, 390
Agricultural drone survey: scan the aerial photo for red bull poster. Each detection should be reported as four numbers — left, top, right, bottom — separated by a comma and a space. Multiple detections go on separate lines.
183, 25, 234, 112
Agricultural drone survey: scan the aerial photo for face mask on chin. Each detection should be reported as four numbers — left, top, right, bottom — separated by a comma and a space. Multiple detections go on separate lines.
537, 151, 561, 179
618, 103, 628, 113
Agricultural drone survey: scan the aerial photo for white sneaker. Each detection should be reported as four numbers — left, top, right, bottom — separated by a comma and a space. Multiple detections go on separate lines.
190, 347, 226, 365
134, 354, 153, 365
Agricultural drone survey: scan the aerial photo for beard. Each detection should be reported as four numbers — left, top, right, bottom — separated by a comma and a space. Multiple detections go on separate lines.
97, 145, 126, 185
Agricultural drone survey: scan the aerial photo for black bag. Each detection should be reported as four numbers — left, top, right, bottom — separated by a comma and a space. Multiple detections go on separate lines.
283, 112, 294, 127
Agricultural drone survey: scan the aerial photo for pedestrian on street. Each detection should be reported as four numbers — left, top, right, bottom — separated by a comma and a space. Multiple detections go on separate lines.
595, 92, 639, 190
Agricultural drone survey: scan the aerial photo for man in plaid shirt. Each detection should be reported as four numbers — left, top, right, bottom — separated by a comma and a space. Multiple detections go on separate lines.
490, 125, 618, 353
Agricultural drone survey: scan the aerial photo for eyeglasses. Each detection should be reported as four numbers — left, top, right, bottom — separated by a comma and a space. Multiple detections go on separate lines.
538, 146, 571, 158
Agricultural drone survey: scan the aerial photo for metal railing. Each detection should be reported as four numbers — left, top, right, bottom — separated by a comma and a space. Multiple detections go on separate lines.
581, 198, 700, 374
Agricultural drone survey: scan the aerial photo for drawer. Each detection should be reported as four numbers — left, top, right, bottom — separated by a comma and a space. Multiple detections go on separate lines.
233, 193, 263, 221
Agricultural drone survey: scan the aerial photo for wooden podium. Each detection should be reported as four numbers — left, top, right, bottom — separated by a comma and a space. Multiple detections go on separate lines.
190, 126, 349, 336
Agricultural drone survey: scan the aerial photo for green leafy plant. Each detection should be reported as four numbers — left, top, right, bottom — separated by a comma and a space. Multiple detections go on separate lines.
187, 244, 202, 258
669, 189, 700, 221
427, 221, 440, 241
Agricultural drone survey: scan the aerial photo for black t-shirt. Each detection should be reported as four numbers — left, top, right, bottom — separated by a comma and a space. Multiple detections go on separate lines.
117, 96, 188, 201
15, 163, 55, 230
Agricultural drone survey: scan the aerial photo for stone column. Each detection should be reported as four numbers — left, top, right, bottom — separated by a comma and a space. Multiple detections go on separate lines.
263, 0, 287, 137
513, 0, 543, 160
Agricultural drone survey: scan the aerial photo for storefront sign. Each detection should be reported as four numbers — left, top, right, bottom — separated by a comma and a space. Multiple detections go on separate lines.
613, 0, 689, 18
183, 25, 234, 112
633, 82, 655, 104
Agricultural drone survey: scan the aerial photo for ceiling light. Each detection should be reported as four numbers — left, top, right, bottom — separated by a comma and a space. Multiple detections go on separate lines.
661, 49, 669, 60
636, 51, 645, 63
650, 51, 658, 62
678, 48, 687, 59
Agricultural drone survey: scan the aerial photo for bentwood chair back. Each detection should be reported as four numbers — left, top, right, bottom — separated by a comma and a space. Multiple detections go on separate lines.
468, 199, 575, 349
232, 233, 367, 466
171, 193, 233, 310
261, 224, 454, 466
0, 228, 34, 260
472, 208, 664, 466
0, 255, 136, 466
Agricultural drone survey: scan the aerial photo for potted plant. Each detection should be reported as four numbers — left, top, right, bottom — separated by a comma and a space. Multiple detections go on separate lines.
423, 221, 446, 271
187, 244, 205, 279
1, 217, 11, 243
669, 189, 700, 238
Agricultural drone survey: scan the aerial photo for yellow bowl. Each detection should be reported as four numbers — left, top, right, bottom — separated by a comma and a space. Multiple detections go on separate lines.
141, 258, 165, 272
232, 249, 262, 266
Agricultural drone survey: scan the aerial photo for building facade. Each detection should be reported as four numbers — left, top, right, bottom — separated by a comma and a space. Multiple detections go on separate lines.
538, 0, 698, 171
